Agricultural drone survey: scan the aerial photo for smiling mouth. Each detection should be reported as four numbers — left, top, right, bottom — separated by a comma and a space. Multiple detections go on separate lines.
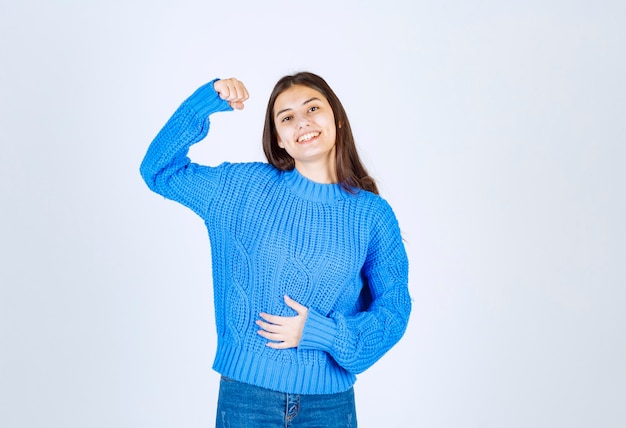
297, 132, 320, 143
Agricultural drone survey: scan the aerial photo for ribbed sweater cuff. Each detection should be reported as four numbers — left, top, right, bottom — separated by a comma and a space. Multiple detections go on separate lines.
299, 309, 337, 353
182, 78, 233, 118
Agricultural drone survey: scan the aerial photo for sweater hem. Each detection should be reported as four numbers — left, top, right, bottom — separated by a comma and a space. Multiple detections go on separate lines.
212, 341, 356, 395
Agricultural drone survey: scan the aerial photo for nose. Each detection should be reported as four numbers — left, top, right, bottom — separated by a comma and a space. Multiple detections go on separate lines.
297, 115, 310, 128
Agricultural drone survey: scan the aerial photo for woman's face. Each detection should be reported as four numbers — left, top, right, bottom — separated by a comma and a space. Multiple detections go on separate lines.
273, 85, 337, 177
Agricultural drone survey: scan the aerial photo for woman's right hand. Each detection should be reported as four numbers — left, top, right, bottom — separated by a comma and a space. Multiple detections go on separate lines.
214, 78, 249, 110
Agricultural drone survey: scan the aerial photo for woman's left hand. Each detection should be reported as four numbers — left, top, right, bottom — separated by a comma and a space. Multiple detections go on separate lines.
256, 295, 309, 349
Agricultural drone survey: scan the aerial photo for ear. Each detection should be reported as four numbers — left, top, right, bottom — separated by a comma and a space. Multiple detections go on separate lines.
277, 139, 284, 149
338, 121, 343, 129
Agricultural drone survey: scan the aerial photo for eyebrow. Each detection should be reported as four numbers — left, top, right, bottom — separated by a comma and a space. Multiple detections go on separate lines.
275, 97, 321, 119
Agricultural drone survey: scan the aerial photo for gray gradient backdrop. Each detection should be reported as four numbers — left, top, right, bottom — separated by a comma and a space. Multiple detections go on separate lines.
1, 1, 625, 427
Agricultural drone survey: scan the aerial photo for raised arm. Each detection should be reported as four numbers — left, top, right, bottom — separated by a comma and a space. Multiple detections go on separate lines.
139, 78, 248, 215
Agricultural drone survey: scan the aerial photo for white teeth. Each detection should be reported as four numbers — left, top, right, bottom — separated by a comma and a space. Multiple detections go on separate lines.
297, 132, 319, 143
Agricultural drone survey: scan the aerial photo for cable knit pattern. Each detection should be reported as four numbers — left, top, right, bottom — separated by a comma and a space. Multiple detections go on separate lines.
140, 80, 411, 394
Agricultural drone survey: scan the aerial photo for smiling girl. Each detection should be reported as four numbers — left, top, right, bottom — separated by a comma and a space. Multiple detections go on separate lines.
140, 72, 411, 427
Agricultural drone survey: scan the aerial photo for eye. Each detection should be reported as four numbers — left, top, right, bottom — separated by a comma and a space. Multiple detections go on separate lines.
280, 115, 293, 123
308, 106, 319, 113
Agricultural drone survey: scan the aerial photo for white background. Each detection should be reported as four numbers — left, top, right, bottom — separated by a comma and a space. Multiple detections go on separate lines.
1, 1, 625, 427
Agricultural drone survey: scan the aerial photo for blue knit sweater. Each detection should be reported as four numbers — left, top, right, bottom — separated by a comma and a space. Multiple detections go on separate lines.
140, 80, 411, 395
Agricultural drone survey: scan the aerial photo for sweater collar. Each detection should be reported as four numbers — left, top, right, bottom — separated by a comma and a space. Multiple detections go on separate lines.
281, 168, 347, 203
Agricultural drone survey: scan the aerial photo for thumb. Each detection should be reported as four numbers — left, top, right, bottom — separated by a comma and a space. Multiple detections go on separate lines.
229, 101, 245, 110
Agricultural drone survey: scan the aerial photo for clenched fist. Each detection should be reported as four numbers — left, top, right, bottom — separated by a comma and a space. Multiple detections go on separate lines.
214, 78, 249, 110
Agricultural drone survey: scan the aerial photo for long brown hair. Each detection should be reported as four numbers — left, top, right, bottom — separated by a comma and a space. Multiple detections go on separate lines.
262, 72, 379, 195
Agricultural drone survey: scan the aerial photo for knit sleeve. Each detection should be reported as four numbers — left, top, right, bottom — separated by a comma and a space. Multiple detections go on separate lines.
298, 202, 411, 375
139, 79, 233, 217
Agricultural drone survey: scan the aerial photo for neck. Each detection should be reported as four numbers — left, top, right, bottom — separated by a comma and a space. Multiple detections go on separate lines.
294, 161, 337, 184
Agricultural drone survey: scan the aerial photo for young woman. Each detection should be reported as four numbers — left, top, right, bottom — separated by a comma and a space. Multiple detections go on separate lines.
140, 72, 411, 427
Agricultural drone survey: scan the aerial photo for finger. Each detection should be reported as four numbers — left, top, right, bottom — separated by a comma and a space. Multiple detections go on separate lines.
214, 80, 230, 100
257, 329, 282, 341
266, 341, 294, 350
222, 78, 248, 101
283, 295, 307, 315
238, 83, 249, 101
230, 82, 245, 101
223, 84, 240, 101
214, 79, 238, 100
227, 79, 248, 101
258, 312, 283, 324
256, 319, 282, 333
218, 86, 231, 100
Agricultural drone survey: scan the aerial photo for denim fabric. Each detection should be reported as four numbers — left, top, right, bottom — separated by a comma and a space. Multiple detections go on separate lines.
216, 376, 357, 428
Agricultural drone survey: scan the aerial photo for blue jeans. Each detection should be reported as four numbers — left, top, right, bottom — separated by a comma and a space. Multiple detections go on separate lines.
216, 376, 357, 427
